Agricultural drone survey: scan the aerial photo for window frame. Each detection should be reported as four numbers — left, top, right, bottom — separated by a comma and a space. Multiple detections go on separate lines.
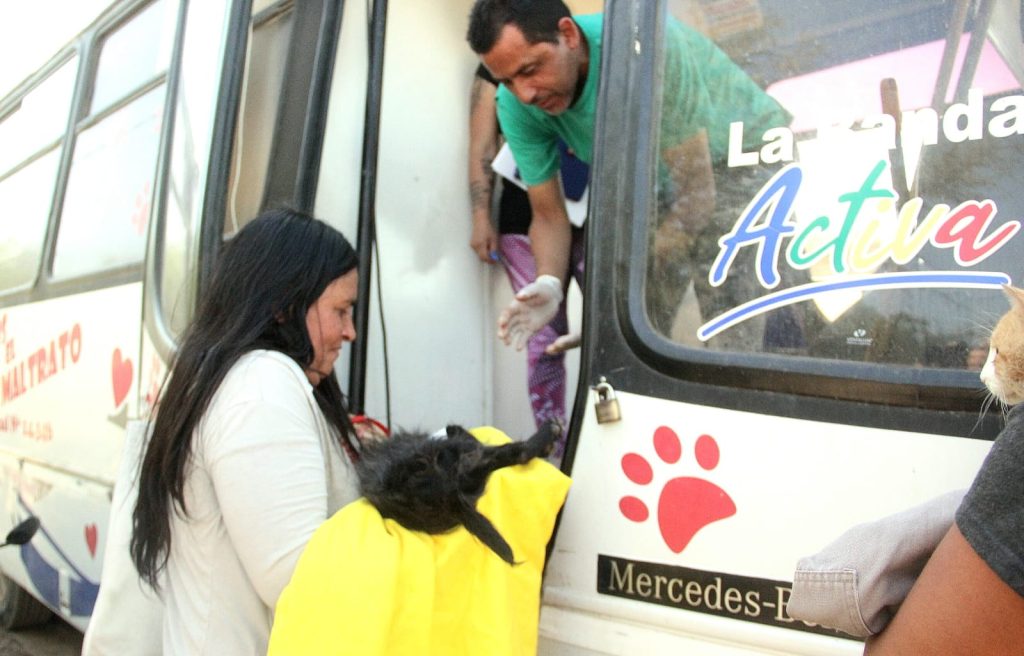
47, 0, 174, 285
0, 0, 177, 308
0, 52, 80, 296
572, 0, 1005, 447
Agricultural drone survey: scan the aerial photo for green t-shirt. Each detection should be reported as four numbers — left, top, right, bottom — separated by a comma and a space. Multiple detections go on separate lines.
659, 17, 791, 160
496, 14, 602, 186
496, 13, 790, 186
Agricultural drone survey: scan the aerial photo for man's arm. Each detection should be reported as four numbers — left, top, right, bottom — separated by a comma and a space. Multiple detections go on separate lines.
496, 176, 571, 349
655, 129, 715, 261
864, 523, 1024, 655
526, 176, 572, 284
468, 75, 500, 263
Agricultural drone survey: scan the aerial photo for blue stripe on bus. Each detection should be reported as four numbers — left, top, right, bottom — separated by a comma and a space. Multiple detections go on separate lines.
20, 541, 99, 617
698, 271, 1011, 340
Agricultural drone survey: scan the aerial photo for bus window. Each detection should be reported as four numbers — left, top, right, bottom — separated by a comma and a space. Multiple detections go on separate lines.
0, 151, 64, 291
224, 2, 295, 237
0, 59, 77, 175
643, 0, 1024, 376
51, 0, 175, 281
89, 0, 174, 115
0, 58, 78, 292
156, 0, 296, 342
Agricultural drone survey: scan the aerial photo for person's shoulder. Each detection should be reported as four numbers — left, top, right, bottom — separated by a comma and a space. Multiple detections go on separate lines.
994, 403, 1024, 447
664, 13, 712, 47
219, 350, 312, 403
575, 13, 603, 41
496, 84, 534, 124
231, 349, 304, 376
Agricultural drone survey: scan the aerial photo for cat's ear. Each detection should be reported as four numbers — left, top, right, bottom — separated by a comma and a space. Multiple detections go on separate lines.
445, 424, 473, 440
1003, 285, 1024, 313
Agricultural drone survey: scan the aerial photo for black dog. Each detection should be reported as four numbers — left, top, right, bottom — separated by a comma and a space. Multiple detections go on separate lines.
356, 422, 560, 564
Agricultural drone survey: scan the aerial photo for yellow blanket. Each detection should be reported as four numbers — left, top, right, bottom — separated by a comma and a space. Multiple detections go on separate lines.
268, 427, 572, 656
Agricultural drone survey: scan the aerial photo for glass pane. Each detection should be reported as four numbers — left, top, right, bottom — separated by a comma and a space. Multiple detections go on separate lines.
158, 0, 232, 339
646, 0, 1024, 372
0, 148, 62, 291
52, 86, 165, 279
0, 58, 77, 175
91, 0, 174, 114
224, 7, 294, 236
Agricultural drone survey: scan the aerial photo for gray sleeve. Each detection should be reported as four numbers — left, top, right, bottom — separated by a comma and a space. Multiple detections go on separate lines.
789, 488, 964, 637
956, 405, 1024, 597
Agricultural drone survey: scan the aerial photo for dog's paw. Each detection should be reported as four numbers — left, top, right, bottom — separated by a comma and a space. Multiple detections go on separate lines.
527, 421, 562, 457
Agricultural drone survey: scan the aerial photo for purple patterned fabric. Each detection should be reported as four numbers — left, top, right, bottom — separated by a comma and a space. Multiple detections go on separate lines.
498, 232, 585, 455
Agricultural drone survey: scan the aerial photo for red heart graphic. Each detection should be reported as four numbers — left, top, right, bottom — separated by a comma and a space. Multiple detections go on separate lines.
111, 349, 133, 407
85, 524, 98, 557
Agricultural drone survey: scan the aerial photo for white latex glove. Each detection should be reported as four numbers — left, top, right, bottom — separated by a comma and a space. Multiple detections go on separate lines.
497, 274, 563, 350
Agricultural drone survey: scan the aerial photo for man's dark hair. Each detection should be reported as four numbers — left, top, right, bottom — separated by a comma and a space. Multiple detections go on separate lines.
467, 0, 572, 54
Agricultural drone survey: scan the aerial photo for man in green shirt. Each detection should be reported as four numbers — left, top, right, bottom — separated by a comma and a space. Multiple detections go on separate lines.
468, 0, 790, 348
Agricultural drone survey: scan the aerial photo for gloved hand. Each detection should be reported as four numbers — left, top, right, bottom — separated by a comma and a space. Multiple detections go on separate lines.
497, 275, 564, 350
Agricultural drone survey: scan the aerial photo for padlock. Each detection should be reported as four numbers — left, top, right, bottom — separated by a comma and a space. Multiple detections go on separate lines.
594, 377, 622, 424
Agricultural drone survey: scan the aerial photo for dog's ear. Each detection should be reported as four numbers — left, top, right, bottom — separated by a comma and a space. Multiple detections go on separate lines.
445, 424, 474, 440
458, 496, 515, 564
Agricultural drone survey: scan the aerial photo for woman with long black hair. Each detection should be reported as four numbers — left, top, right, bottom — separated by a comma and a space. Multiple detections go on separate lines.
130, 208, 361, 654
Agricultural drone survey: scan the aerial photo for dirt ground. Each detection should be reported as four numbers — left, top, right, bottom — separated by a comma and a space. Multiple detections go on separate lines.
0, 617, 83, 656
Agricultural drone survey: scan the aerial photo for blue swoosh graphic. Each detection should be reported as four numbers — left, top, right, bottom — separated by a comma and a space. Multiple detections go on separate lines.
698, 271, 1011, 341
21, 541, 99, 616
16, 497, 99, 617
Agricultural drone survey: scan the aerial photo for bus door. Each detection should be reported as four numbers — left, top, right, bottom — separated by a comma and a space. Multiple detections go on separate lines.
145, 0, 357, 380
540, 0, 1024, 653
312, 0, 591, 434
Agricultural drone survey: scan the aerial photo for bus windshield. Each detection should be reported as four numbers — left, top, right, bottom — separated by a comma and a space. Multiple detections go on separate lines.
645, 0, 1024, 373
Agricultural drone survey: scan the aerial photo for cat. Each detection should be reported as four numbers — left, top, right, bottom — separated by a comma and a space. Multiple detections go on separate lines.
981, 285, 1024, 406
355, 421, 560, 564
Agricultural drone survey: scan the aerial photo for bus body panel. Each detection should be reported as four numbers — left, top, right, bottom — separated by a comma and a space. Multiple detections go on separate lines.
0, 282, 141, 626
537, 389, 991, 653
1, 0, 1022, 650
0, 460, 111, 632
0, 283, 142, 483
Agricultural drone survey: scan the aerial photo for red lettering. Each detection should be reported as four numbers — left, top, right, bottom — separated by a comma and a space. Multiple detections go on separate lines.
933, 200, 1021, 265
59, 331, 68, 368
26, 353, 37, 387
0, 324, 83, 403
34, 348, 46, 384
70, 324, 82, 363
47, 342, 57, 377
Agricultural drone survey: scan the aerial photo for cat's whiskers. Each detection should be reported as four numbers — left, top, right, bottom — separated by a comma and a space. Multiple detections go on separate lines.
972, 392, 997, 435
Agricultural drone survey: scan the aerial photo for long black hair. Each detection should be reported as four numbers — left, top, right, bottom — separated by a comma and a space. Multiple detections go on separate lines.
131, 208, 359, 588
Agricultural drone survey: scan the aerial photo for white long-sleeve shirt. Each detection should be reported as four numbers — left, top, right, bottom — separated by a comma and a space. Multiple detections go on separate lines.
163, 349, 358, 655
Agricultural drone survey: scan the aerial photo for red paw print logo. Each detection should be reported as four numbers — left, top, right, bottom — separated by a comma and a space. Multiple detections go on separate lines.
619, 426, 736, 553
